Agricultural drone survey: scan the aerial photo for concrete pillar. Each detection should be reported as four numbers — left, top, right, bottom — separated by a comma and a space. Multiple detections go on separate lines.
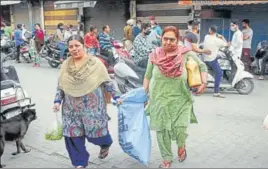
27, 1, 33, 30
130, 0, 136, 20
40, 0, 45, 30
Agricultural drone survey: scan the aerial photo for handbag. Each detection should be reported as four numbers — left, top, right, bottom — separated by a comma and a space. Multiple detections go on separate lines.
186, 57, 202, 88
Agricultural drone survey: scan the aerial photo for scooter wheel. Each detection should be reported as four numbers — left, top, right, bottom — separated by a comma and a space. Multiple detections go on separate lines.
235, 78, 254, 95
48, 60, 60, 68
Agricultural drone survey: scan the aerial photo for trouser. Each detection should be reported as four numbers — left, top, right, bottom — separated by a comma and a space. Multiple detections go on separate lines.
241, 48, 252, 72
100, 49, 115, 65
65, 133, 113, 167
57, 42, 67, 59
205, 58, 223, 93
35, 40, 43, 53
16, 45, 21, 61
260, 54, 268, 76
156, 128, 188, 161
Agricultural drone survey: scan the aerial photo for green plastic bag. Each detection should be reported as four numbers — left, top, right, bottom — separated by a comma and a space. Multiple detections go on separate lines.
45, 112, 63, 141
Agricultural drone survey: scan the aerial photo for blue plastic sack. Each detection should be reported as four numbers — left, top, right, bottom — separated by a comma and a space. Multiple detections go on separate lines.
117, 87, 151, 165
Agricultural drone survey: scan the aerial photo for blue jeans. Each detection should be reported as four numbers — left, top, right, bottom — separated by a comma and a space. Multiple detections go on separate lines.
57, 42, 67, 59
87, 48, 97, 55
205, 58, 223, 93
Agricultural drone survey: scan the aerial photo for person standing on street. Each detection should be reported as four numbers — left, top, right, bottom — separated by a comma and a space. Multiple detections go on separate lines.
149, 16, 162, 46
132, 20, 142, 39
123, 19, 134, 51
228, 19, 243, 59
53, 35, 120, 168
84, 26, 100, 55
143, 26, 208, 168
241, 19, 254, 72
32, 23, 45, 67
14, 24, 24, 63
203, 25, 227, 98
99, 25, 115, 66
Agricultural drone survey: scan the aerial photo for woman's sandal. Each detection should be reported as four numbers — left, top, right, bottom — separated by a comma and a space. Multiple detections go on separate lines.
178, 147, 187, 163
98, 147, 110, 159
158, 161, 172, 168
75, 166, 85, 168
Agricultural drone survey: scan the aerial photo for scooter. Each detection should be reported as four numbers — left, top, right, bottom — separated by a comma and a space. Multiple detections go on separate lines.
1, 53, 35, 121
0, 35, 16, 60
114, 56, 147, 94
251, 40, 268, 75
205, 46, 255, 95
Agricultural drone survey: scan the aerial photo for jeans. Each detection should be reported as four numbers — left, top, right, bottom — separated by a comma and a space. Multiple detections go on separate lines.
57, 42, 67, 59
87, 48, 97, 55
205, 58, 223, 93
100, 49, 115, 65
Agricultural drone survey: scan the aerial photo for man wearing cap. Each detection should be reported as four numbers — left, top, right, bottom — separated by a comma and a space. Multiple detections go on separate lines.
203, 25, 227, 98
184, 20, 211, 55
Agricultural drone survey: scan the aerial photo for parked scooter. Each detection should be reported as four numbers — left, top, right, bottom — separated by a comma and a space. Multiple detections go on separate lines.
0, 35, 16, 60
0, 53, 35, 121
204, 46, 255, 95
114, 57, 147, 94
251, 40, 268, 75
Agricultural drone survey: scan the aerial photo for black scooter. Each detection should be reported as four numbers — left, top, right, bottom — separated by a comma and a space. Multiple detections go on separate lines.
251, 41, 268, 75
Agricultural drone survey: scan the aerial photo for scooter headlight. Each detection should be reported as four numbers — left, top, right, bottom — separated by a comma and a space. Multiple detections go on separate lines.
16, 87, 25, 101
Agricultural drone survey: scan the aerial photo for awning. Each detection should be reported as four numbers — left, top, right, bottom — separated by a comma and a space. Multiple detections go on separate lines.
178, 0, 268, 6
1, 0, 21, 6
54, 1, 97, 9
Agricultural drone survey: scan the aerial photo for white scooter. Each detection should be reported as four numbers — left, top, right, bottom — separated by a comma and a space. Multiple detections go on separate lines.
0, 53, 35, 120
204, 46, 254, 95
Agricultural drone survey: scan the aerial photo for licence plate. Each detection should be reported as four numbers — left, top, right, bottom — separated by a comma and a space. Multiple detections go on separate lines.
4, 109, 21, 119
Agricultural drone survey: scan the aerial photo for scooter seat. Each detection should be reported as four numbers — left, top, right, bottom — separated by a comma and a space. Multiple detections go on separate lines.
1, 80, 17, 90
121, 57, 146, 74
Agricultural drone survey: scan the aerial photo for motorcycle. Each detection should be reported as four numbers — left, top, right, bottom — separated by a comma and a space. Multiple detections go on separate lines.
251, 40, 268, 75
96, 40, 130, 75
41, 37, 69, 68
113, 56, 147, 94
204, 46, 255, 95
0, 35, 16, 60
0, 53, 35, 121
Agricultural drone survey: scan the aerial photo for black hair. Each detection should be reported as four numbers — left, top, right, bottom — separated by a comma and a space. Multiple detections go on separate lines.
57, 23, 63, 29
102, 25, 109, 31
67, 35, 84, 46
17, 24, 22, 29
141, 23, 151, 30
69, 24, 73, 28
188, 20, 193, 25
90, 26, 97, 32
231, 19, 239, 25
210, 25, 217, 33
242, 19, 250, 25
137, 20, 142, 24
35, 23, 41, 28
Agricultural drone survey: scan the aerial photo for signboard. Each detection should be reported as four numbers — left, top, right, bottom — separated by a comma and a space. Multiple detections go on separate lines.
54, 1, 97, 9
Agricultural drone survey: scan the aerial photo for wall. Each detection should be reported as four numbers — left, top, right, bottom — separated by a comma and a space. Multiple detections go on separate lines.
43, 1, 78, 35
136, 0, 192, 36
12, 1, 41, 31
83, 0, 128, 40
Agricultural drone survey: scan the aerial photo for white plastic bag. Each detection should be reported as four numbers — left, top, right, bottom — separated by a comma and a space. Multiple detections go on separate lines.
264, 114, 268, 130
45, 112, 63, 140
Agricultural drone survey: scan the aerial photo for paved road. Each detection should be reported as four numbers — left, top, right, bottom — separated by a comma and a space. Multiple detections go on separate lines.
2, 60, 268, 168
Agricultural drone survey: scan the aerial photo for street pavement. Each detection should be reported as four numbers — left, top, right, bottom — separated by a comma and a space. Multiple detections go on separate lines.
2, 59, 268, 168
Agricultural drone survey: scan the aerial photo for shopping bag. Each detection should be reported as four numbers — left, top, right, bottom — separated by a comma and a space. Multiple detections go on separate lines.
117, 87, 151, 166
45, 112, 63, 141
263, 114, 268, 130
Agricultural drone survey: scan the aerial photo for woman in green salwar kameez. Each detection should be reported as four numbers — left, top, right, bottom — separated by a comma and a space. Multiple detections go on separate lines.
143, 26, 208, 168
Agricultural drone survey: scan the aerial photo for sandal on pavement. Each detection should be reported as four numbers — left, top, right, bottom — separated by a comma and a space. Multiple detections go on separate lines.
98, 147, 110, 159
178, 147, 187, 163
158, 161, 172, 168
75, 166, 85, 168
259, 76, 264, 80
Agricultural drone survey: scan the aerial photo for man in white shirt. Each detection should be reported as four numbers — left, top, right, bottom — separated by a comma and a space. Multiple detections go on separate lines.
203, 25, 227, 98
228, 19, 243, 59
242, 19, 254, 72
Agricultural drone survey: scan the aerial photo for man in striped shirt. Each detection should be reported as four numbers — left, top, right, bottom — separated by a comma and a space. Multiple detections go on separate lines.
99, 25, 115, 65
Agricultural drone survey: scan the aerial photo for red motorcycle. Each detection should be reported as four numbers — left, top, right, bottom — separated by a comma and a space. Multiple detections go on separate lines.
97, 40, 131, 75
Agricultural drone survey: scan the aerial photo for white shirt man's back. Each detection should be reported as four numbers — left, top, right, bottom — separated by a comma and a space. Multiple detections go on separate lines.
203, 34, 227, 62
231, 29, 243, 58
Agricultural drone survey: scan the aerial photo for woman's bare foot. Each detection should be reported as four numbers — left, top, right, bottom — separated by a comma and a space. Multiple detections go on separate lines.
178, 147, 187, 162
158, 161, 172, 168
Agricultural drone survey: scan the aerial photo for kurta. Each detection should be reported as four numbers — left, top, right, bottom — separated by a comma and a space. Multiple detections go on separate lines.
54, 81, 117, 138
145, 51, 207, 132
